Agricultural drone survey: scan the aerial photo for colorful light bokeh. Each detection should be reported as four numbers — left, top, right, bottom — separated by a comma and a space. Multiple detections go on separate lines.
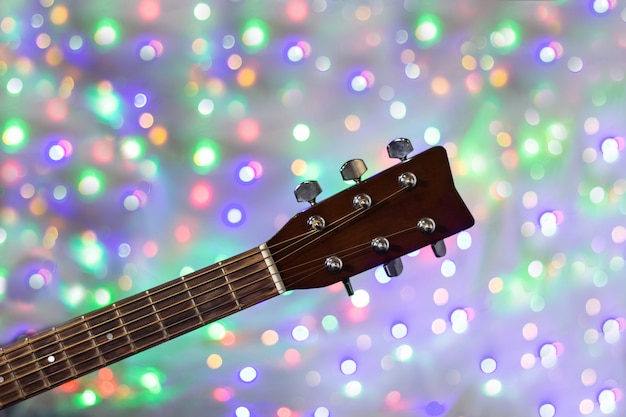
1, 1, 625, 417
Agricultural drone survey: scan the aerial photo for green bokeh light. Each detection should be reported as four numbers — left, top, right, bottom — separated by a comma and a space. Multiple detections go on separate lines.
490, 20, 521, 52
60, 284, 87, 310
394, 344, 414, 362
75, 389, 99, 407
120, 136, 146, 160
140, 370, 163, 394
241, 19, 269, 51
321, 315, 339, 332
192, 139, 220, 173
483, 378, 503, 396
71, 235, 106, 274
94, 287, 112, 306
414, 14, 442, 46
0, 268, 7, 302
94, 19, 121, 47
1, 118, 28, 153
207, 322, 226, 340
77, 169, 105, 198
86, 85, 122, 124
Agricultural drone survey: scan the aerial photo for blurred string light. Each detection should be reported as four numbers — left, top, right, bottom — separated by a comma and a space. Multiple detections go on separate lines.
414, 14, 442, 45
120, 136, 146, 160
539, 403, 556, 417
189, 181, 213, 209
223, 204, 246, 226
193, 3, 211, 21
343, 380, 362, 397
349, 70, 375, 93
490, 20, 521, 52
140, 370, 162, 394
591, 0, 617, 14
293, 123, 310, 141
239, 366, 258, 383
77, 169, 105, 198
192, 140, 220, 172
241, 19, 269, 51
1, 118, 28, 153
285, 40, 312, 63
538, 41, 564, 63
47, 138, 73, 162
87, 82, 122, 125
237, 161, 263, 184
6, 77, 23, 95
483, 379, 502, 396
292, 324, 310, 342
75, 389, 98, 408
138, 40, 164, 61
138, 0, 161, 21
0, 269, 6, 301
93, 19, 121, 47
71, 232, 106, 275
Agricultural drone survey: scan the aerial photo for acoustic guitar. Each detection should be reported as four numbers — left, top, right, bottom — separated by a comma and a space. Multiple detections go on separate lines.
0, 139, 475, 409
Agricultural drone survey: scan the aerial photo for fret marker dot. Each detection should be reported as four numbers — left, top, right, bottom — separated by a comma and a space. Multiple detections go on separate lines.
0, 376, 4, 383
106, 333, 113, 340
48, 355, 56, 363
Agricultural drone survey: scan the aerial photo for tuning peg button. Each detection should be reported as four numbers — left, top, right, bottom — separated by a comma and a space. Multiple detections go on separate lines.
340, 159, 367, 183
387, 138, 414, 161
384, 257, 403, 277
431, 240, 447, 257
295, 180, 322, 206
343, 279, 354, 296
417, 217, 436, 234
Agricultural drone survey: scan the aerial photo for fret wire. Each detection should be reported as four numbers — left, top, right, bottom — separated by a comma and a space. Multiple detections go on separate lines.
0, 347, 26, 400
2, 223, 416, 398
112, 303, 137, 355
145, 290, 168, 337
180, 275, 203, 321
0, 248, 264, 365
2, 231, 379, 392
82, 316, 105, 369
1, 189, 406, 396
54, 328, 77, 379
0, 251, 277, 389
28, 337, 50, 390
1, 185, 372, 367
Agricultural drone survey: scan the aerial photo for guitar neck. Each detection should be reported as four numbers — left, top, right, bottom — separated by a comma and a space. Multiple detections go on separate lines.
0, 244, 283, 409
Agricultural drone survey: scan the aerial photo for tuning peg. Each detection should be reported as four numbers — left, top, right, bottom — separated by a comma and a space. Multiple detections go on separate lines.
431, 240, 447, 257
340, 159, 367, 183
294, 180, 322, 206
343, 279, 354, 296
384, 257, 403, 277
387, 138, 414, 161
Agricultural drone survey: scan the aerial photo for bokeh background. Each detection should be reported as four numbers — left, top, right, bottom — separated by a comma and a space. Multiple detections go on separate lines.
1, 0, 625, 416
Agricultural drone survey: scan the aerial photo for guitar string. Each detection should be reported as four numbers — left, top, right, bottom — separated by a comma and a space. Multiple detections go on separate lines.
0, 228, 316, 366
0, 188, 374, 373
0, 225, 420, 402
0, 234, 381, 398
0, 183, 407, 371
0, 185, 414, 398
0, 185, 413, 399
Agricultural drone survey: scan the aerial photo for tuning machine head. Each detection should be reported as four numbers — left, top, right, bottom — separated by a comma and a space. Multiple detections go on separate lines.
294, 180, 322, 206
387, 138, 414, 161
340, 159, 367, 183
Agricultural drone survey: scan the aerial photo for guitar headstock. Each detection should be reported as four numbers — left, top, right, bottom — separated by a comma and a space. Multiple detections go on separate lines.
267, 139, 475, 295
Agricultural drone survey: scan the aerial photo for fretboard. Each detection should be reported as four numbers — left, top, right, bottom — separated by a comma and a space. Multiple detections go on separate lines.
0, 244, 283, 409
